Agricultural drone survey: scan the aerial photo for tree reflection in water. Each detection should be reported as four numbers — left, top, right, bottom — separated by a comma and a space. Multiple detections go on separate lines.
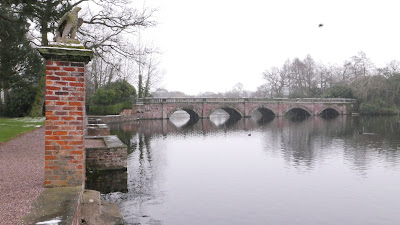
102, 115, 400, 225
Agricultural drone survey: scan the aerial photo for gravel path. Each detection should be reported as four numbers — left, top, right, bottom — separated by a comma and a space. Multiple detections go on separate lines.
0, 127, 45, 225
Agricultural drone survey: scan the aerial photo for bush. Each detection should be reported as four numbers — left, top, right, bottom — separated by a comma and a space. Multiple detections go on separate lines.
1, 86, 37, 117
324, 85, 353, 98
90, 80, 136, 105
359, 99, 399, 115
88, 100, 132, 115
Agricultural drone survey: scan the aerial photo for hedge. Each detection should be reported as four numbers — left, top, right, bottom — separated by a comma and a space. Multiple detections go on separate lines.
88, 100, 132, 115
359, 99, 399, 115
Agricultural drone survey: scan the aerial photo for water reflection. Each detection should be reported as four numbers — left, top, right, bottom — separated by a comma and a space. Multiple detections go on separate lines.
86, 170, 128, 193
103, 115, 400, 225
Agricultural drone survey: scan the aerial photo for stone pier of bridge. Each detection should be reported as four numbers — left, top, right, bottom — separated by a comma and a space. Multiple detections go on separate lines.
129, 98, 356, 120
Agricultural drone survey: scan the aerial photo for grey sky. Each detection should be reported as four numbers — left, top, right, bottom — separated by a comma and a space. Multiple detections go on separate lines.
141, 0, 400, 95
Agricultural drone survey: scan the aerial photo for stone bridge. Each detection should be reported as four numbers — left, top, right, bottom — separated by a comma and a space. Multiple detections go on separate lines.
131, 98, 356, 120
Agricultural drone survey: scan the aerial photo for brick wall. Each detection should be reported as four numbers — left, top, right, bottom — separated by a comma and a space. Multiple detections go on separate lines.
86, 146, 127, 171
44, 60, 86, 187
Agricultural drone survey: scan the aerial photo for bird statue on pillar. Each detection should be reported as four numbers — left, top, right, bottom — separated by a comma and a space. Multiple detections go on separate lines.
55, 7, 83, 43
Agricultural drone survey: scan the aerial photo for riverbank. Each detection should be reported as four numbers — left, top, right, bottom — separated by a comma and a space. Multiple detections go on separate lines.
0, 127, 45, 225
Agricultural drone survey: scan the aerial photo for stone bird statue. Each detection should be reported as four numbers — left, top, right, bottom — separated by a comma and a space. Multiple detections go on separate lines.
55, 7, 83, 43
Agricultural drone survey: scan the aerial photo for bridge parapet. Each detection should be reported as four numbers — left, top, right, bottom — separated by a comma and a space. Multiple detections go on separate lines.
132, 97, 356, 120
137, 97, 356, 104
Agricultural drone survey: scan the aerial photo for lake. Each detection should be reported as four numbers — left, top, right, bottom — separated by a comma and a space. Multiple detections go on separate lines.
90, 113, 400, 225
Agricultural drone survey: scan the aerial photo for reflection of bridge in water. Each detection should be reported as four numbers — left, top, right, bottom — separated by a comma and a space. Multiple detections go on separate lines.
110, 116, 348, 137
133, 98, 356, 120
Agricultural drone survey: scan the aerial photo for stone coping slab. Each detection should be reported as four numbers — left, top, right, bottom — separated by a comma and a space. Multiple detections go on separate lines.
37, 46, 93, 63
21, 186, 83, 225
85, 135, 127, 150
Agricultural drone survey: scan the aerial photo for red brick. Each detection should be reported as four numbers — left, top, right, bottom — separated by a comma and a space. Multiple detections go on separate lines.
62, 87, 76, 92
56, 61, 70, 66
61, 77, 76, 81
61, 116, 75, 121
55, 101, 67, 106
69, 130, 84, 135
46, 106, 62, 111
69, 111, 83, 116
59, 135, 73, 140
62, 145, 74, 150
45, 166, 60, 170
46, 136, 60, 140
45, 130, 53, 135
70, 141, 83, 145
78, 68, 84, 72
46, 126, 59, 130
54, 121, 68, 125
46, 116, 60, 121
55, 140, 69, 146
71, 151, 83, 155
55, 91, 68, 95
54, 111, 67, 115
62, 106, 76, 111
63, 67, 76, 71
55, 81, 68, 86
45, 155, 57, 160
47, 75, 60, 80
55, 71, 68, 76
69, 102, 83, 106
53, 131, 68, 135
60, 126, 76, 130
46, 71, 53, 75
46, 81, 53, 85
46, 96, 59, 100
46, 86, 60, 91
46, 66, 61, 70
46, 60, 53, 65
70, 82, 84, 87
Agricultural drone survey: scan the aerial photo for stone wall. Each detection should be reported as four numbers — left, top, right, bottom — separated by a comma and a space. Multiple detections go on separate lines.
85, 136, 127, 171
133, 101, 353, 119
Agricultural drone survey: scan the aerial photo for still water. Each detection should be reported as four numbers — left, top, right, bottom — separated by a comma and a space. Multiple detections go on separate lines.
95, 113, 400, 225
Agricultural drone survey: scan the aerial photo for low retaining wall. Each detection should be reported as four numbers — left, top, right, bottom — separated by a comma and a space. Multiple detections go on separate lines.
87, 124, 110, 136
85, 136, 127, 172
88, 115, 137, 124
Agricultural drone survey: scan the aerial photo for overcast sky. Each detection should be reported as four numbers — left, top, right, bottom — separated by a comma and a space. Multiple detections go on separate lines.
138, 0, 400, 95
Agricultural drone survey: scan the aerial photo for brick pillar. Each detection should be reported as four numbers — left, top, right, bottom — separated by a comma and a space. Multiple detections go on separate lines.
38, 46, 93, 187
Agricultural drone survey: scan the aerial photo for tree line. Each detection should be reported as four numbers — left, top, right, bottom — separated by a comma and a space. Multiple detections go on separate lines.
153, 52, 399, 115
0, 0, 159, 117
259, 52, 400, 114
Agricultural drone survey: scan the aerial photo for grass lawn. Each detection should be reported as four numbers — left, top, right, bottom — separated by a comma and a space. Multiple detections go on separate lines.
0, 117, 45, 143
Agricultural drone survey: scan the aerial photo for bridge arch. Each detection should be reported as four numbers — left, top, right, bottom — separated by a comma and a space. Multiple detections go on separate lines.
317, 106, 341, 118
283, 106, 313, 116
168, 108, 201, 120
317, 106, 341, 116
249, 106, 277, 117
208, 106, 243, 119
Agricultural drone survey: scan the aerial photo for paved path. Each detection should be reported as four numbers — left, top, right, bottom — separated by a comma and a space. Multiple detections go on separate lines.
0, 127, 45, 225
